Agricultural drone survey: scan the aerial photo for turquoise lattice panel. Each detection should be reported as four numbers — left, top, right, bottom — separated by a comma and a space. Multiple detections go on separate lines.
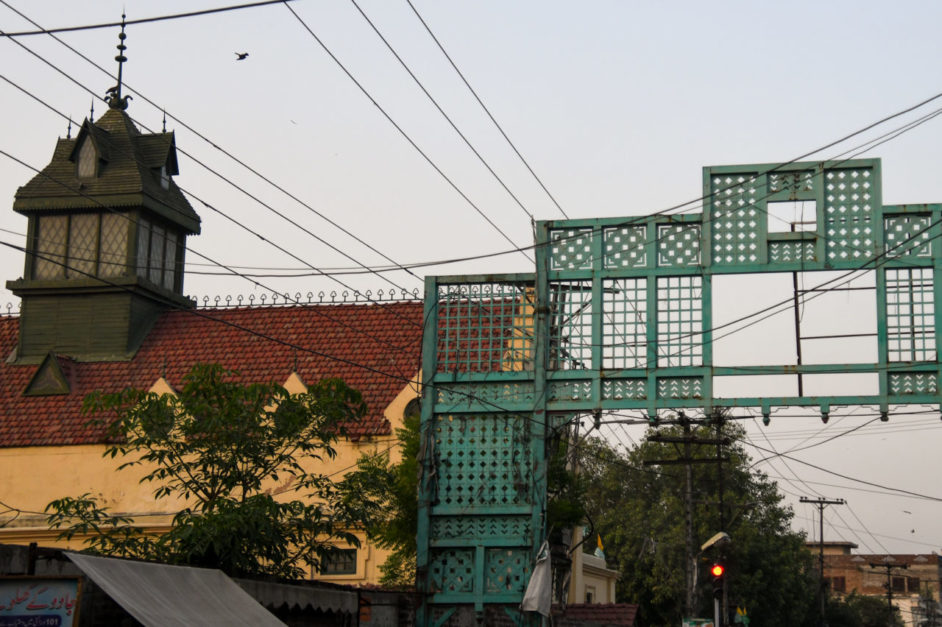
657, 276, 703, 367
604, 225, 648, 269
602, 278, 647, 369
548, 280, 592, 370
485, 549, 531, 594
884, 214, 932, 258
768, 170, 814, 195
657, 377, 704, 399
657, 224, 701, 267
548, 380, 592, 402
549, 227, 593, 270
429, 549, 475, 594
769, 240, 816, 263
430, 516, 531, 542
433, 414, 531, 508
886, 268, 936, 362
436, 282, 535, 373
602, 379, 647, 400
435, 382, 536, 408
825, 168, 875, 262
889, 372, 939, 395
710, 173, 761, 265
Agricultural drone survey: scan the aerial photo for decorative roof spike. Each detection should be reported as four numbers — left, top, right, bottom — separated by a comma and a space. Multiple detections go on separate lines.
89, 99, 94, 122
105, 13, 132, 110
162, 109, 167, 133
66, 117, 72, 139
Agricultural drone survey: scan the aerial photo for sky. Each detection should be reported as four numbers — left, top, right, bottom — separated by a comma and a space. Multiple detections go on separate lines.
1, 1, 941, 557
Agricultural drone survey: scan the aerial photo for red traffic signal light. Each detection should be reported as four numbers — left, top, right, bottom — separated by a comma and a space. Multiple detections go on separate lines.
710, 563, 725, 578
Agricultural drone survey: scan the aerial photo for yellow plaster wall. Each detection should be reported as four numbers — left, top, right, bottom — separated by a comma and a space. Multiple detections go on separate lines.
0, 371, 421, 586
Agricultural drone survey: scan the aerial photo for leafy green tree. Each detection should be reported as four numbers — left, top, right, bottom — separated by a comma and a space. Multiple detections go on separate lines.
578, 420, 817, 626
46, 363, 374, 579
826, 591, 904, 627
342, 403, 421, 587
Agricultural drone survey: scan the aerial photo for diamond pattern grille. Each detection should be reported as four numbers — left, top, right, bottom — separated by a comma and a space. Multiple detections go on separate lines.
429, 549, 474, 594
34, 215, 67, 279
99, 214, 127, 277
658, 224, 701, 267
604, 225, 647, 268
66, 214, 97, 278
549, 228, 593, 270
711, 174, 760, 264
433, 414, 530, 508
884, 214, 931, 258
825, 169, 874, 261
485, 549, 530, 593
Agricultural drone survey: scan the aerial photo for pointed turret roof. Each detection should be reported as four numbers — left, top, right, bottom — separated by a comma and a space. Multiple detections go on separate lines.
13, 107, 200, 234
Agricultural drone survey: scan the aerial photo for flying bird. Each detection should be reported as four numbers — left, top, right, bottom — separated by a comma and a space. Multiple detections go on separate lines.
235, 52, 249, 60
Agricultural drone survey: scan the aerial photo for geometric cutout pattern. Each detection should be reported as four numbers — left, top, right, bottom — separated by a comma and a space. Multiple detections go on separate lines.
435, 382, 536, 407
602, 278, 647, 369
884, 214, 932, 258
888, 372, 939, 395
711, 173, 760, 264
436, 282, 536, 374
429, 549, 474, 594
825, 169, 874, 261
548, 380, 592, 402
430, 516, 530, 541
768, 170, 814, 194
485, 549, 530, 594
657, 276, 703, 367
549, 228, 593, 271
433, 414, 531, 508
886, 268, 935, 362
603, 225, 647, 269
601, 378, 646, 400
656, 377, 704, 399
769, 240, 816, 263
657, 224, 701, 267
548, 280, 592, 370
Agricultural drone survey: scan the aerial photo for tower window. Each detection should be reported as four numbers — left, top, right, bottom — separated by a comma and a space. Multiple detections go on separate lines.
160, 165, 170, 190
136, 217, 180, 291
77, 139, 98, 178
33, 213, 129, 280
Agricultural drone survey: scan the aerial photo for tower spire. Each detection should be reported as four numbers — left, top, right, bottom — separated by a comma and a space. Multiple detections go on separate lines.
105, 13, 131, 110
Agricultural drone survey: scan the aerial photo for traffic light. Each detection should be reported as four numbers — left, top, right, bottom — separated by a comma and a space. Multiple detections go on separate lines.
710, 563, 725, 600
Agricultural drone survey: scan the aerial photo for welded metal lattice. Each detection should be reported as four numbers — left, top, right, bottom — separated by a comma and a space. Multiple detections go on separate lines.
418, 158, 942, 626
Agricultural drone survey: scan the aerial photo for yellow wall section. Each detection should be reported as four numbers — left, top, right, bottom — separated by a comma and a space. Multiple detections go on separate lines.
0, 371, 421, 586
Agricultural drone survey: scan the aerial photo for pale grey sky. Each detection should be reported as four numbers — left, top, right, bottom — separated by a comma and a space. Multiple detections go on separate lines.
1, 1, 941, 555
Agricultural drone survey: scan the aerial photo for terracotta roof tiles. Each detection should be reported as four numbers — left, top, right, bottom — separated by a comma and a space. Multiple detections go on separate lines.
0, 302, 424, 448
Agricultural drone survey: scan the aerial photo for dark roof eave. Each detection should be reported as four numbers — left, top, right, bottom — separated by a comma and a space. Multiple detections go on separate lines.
13, 193, 200, 234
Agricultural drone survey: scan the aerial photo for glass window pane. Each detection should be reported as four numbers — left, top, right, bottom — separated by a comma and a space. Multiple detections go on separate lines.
137, 218, 151, 280
35, 215, 67, 279
67, 214, 97, 278
162, 230, 177, 290
149, 224, 165, 285
77, 140, 96, 178
99, 213, 128, 277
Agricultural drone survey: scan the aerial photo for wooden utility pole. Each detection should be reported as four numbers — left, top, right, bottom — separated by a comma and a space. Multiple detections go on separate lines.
869, 559, 908, 618
645, 416, 728, 621
800, 496, 845, 626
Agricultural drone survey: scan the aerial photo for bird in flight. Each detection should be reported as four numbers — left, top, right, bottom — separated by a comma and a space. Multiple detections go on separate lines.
235, 52, 249, 60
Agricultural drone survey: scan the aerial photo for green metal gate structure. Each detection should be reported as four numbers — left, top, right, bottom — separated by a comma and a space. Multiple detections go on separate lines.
417, 158, 942, 625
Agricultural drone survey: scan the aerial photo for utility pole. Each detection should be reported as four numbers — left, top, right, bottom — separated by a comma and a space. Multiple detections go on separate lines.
800, 496, 845, 627
645, 414, 728, 622
869, 558, 908, 619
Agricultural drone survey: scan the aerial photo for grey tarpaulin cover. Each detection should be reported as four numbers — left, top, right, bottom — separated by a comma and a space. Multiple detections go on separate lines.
66, 552, 286, 627
520, 540, 551, 617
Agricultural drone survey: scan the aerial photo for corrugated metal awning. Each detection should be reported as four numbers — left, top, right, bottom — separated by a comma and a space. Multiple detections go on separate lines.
235, 578, 358, 615
66, 552, 286, 627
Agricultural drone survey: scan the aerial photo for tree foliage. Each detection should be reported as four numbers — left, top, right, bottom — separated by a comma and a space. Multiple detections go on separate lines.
343, 405, 421, 587
46, 363, 374, 579
825, 592, 904, 627
578, 420, 817, 626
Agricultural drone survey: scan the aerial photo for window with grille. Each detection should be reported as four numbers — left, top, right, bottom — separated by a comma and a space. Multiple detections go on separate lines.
319, 548, 357, 575
77, 139, 97, 178
33, 214, 128, 280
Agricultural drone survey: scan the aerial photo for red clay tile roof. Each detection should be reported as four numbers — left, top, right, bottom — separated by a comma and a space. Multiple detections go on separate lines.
0, 302, 424, 447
